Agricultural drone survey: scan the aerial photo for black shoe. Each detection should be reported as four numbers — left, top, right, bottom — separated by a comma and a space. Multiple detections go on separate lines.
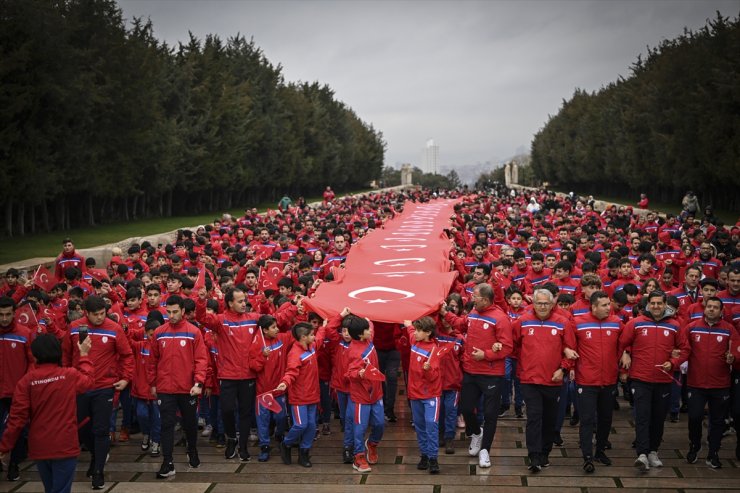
429, 457, 440, 474
582, 457, 595, 473
604, 440, 612, 450
225, 437, 238, 459
385, 413, 397, 423
6, 463, 19, 482
669, 412, 679, 423
528, 454, 542, 473
156, 462, 175, 479
569, 414, 580, 426
541, 453, 550, 467
417, 455, 429, 470
92, 472, 105, 490
515, 406, 524, 418
686, 443, 701, 464
239, 448, 251, 462
280, 441, 292, 465
343, 447, 353, 464
498, 406, 509, 418
594, 450, 612, 466
86, 460, 96, 478
188, 449, 201, 468
553, 433, 563, 446
298, 448, 312, 468
706, 453, 722, 469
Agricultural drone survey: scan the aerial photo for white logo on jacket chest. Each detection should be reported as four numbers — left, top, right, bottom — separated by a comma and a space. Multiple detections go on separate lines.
483, 323, 490, 329
528, 328, 535, 336
102, 336, 108, 344
551, 329, 557, 336
663, 330, 669, 337
606, 330, 611, 336
716, 336, 723, 343
586, 331, 592, 339
180, 340, 187, 347
11, 342, 16, 348
641, 329, 648, 336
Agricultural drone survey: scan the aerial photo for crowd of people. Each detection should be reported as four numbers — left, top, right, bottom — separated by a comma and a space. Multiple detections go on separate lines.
0, 185, 739, 493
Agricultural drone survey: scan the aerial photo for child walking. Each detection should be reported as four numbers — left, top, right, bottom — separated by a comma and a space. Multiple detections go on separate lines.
404, 317, 443, 474
345, 315, 385, 473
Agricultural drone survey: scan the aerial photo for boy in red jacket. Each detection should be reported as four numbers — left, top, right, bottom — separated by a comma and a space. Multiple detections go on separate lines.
249, 315, 294, 462
149, 295, 208, 479
276, 321, 326, 468
0, 334, 94, 493
344, 315, 385, 473
128, 319, 162, 457
403, 317, 443, 474
324, 309, 354, 463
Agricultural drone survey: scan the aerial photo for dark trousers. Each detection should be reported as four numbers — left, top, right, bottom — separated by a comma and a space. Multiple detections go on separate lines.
521, 384, 560, 458
631, 379, 671, 456
159, 393, 198, 463
576, 384, 617, 458
688, 386, 730, 454
36, 457, 77, 493
460, 373, 503, 452
0, 397, 28, 465
220, 379, 256, 452
377, 349, 401, 415
77, 388, 114, 473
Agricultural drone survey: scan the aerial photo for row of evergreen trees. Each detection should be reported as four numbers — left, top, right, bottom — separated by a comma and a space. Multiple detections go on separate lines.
530, 12, 739, 213
0, 0, 385, 236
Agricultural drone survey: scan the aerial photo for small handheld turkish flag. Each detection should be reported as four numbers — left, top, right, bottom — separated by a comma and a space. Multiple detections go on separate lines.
194, 269, 209, 290
363, 363, 386, 382
32, 265, 55, 292
15, 303, 38, 328
257, 391, 283, 413
427, 344, 453, 369
259, 261, 284, 291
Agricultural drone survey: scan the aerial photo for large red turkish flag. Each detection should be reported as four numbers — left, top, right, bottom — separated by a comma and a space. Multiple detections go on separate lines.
304, 200, 459, 323
259, 261, 285, 291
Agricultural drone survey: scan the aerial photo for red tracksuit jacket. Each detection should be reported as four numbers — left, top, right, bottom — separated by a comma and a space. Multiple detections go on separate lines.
128, 336, 154, 400
196, 300, 259, 380
67, 316, 133, 390
149, 319, 208, 394
279, 325, 326, 405
0, 359, 94, 460
405, 326, 441, 400
683, 317, 734, 388
346, 338, 383, 405
618, 314, 689, 383
513, 311, 572, 386
0, 322, 34, 399
444, 304, 512, 376
565, 312, 623, 386
436, 330, 463, 392
249, 331, 294, 394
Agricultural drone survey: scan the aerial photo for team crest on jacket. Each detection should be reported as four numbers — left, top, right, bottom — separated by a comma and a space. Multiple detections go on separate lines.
551, 329, 557, 336
102, 336, 108, 343
483, 323, 489, 329
606, 330, 611, 336
528, 328, 535, 336
695, 335, 701, 342
641, 329, 648, 336
180, 340, 186, 347
11, 342, 16, 348
663, 330, 669, 337
716, 335, 723, 342
585, 331, 592, 339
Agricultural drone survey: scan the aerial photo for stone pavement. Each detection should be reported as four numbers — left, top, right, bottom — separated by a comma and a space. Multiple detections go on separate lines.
4, 391, 739, 493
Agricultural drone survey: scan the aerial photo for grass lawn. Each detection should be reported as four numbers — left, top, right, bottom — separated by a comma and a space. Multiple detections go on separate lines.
0, 189, 378, 265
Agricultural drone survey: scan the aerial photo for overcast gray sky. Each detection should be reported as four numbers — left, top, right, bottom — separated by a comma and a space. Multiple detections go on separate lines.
117, 0, 738, 170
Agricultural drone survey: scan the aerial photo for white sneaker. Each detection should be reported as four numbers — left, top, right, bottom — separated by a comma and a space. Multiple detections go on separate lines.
647, 451, 663, 468
634, 454, 650, 471
478, 448, 491, 468
150, 442, 160, 457
201, 424, 213, 437
468, 430, 483, 456
198, 417, 206, 429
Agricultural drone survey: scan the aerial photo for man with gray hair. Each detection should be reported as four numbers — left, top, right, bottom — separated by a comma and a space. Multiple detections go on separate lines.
440, 283, 512, 469
512, 288, 573, 472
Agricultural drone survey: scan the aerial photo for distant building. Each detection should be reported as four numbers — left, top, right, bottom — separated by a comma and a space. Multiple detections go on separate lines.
422, 139, 439, 174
